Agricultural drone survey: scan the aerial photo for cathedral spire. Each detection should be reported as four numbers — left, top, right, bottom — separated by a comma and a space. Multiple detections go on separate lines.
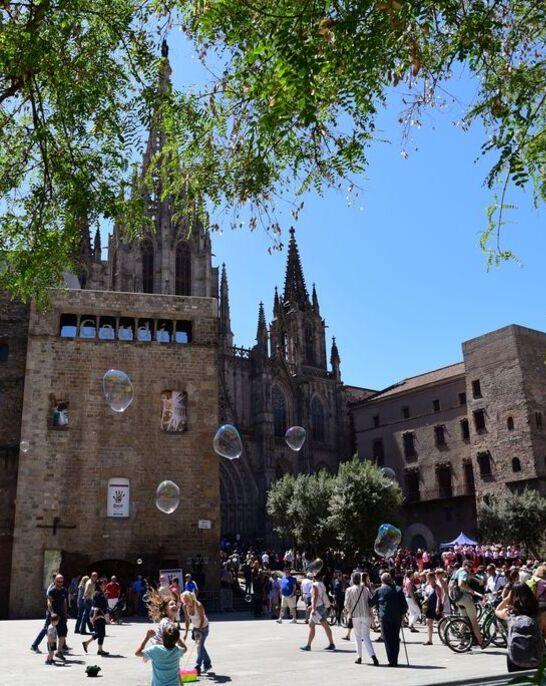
93, 227, 102, 262
312, 283, 320, 314
283, 228, 309, 308
256, 301, 268, 353
75, 214, 92, 288
219, 263, 233, 346
330, 336, 341, 380
273, 286, 281, 317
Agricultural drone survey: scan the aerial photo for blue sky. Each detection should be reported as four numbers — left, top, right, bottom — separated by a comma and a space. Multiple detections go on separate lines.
105, 36, 545, 391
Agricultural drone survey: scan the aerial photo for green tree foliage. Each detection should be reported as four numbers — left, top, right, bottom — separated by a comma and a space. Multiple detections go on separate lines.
266, 458, 403, 559
478, 488, 546, 557
329, 457, 404, 554
2, 1, 545, 301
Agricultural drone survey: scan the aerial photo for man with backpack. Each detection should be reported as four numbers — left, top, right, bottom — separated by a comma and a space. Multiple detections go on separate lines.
277, 568, 298, 624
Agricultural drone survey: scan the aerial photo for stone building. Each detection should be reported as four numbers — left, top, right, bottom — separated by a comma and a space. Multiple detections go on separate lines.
351, 324, 546, 549
8, 290, 220, 617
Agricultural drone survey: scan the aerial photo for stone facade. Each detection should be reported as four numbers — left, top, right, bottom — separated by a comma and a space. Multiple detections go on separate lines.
351, 325, 546, 549
0, 297, 28, 617
8, 290, 220, 618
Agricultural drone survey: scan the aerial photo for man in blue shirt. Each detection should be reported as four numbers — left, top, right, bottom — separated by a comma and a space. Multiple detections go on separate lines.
278, 569, 297, 623
184, 574, 199, 597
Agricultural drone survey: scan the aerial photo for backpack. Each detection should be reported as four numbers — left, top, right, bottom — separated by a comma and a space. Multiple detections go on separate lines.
507, 614, 544, 669
448, 577, 463, 603
281, 576, 295, 597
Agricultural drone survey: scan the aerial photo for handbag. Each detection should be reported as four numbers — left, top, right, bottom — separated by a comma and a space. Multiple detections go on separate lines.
348, 585, 365, 629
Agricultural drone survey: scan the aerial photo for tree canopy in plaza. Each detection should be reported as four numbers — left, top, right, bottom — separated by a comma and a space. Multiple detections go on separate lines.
267, 458, 403, 559
1, 0, 545, 301
478, 488, 546, 557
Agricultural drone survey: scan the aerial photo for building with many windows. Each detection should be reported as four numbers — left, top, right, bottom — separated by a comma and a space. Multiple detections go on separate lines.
351, 324, 546, 549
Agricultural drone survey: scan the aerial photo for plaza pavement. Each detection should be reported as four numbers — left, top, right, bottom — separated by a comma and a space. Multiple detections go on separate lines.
0, 613, 513, 686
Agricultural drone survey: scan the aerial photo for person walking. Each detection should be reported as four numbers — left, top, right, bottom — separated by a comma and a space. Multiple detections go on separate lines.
423, 571, 441, 645
369, 572, 408, 667
30, 573, 57, 653
300, 572, 335, 652
403, 571, 420, 633
43, 575, 69, 662
181, 591, 212, 676
74, 575, 90, 634
344, 572, 379, 666
278, 568, 297, 623
105, 575, 121, 613
82, 577, 110, 656
81, 572, 98, 635
332, 571, 346, 626
301, 573, 313, 624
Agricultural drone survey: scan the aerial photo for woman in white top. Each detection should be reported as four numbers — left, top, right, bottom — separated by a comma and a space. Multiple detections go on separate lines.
147, 591, 186, 649
344, 572, 379, 665
300, 572, 335, 652
181, 591, 211, 676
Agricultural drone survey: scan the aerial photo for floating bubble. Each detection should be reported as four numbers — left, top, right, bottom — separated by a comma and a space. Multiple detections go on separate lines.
244, 593, 252, 603
19, 440, 29, 453
374, 523, 402, 558
102, 369, 134, 413
380, 467, 396, 481
137, 558, 143, 565
213, 424, 243, 460
155, 480, 180, 514
285, 426, 306, 451
305, 558, 323, 576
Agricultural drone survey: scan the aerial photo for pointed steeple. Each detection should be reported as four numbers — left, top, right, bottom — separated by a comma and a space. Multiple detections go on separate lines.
312, 283, 320, 314
256, 302, 268, 353
93, 227, 102, 262
283, 228, 309, 308
273, 286, 281, 317
75, 214, 92, 288
219, 263, 233, 346
330, 337, 341, 380
142, 41, 172, 169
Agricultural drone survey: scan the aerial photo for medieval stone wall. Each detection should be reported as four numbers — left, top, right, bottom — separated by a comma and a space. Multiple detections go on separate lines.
9, 290, 220, 617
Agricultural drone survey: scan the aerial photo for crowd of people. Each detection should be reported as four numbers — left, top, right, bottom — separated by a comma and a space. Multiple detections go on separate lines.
28, 541, 545, 682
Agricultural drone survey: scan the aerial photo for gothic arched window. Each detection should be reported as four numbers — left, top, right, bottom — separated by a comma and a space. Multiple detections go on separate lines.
305, 324, 315, 365
273, 387, 287, 438
175, 242, 191, 296
142, 241, 154, 293
311, 396, 325, 442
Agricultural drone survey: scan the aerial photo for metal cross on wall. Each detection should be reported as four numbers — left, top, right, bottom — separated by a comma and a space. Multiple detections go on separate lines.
36, 516, 77, 536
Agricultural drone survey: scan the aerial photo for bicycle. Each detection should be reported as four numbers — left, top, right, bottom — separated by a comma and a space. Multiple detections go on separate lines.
444, 600, 506, 653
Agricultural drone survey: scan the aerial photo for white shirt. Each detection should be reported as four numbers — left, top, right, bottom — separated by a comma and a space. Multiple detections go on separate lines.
301, 578, 313, 598
344, 584, 371, 619
486, 573, 506, 594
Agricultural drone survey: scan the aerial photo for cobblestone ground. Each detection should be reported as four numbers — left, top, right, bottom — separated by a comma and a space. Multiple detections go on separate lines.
0, 614, 510, 686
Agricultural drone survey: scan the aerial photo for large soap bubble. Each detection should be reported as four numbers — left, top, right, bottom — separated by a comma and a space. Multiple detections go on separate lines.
305, 558, 323, 576
380, 467, 396, 481
285, 426, 306, 451
102, 369, 134, 413
155, 480, 180, 514
19, 440, 29, 453
213, 424, 243, 460
374, 523, 402, 558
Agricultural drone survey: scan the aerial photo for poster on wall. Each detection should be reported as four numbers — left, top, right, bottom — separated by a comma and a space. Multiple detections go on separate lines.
160, 390, 188, 433
107, 478, 130, 518
160, 569, 184, 588
43, 549, 62, 591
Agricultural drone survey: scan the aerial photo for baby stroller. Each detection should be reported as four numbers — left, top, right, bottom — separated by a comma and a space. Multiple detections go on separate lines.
109, 595, 127, 625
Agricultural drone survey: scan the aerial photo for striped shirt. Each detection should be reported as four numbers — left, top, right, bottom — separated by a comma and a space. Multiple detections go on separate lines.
344, 584, 371, 619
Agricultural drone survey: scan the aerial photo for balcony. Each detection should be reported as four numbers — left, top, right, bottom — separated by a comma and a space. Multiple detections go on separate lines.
404, 482, 475, 504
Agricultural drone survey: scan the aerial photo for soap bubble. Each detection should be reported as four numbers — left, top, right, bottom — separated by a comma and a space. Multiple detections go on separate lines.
285, 426, 306, 451
213, 424, 243, 460
244, 594, 252, 603
380, 467, 396, 481
102, 369, 134, 413
19, 440, 29, 453
137, 558, 143, 565
155, 480, 180, 514
305, 558, 323, 576
374, 523, 402, 558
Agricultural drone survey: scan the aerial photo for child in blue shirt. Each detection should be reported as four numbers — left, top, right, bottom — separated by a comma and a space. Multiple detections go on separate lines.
136, 625, 185, 686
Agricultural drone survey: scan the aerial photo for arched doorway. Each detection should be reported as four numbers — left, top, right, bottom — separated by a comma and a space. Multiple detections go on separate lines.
410, 534, 427, 551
